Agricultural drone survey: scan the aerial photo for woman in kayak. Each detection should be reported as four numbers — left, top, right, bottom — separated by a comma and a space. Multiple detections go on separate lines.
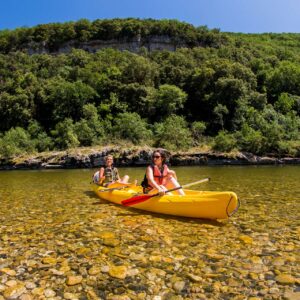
93, 155, 129, 187
142, 149, 185, 195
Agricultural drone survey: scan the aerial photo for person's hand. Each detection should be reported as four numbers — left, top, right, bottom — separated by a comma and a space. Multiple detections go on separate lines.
157, 186, 165, 195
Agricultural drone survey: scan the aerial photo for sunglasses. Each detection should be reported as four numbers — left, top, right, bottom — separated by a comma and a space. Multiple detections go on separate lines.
152, 155, 161, 159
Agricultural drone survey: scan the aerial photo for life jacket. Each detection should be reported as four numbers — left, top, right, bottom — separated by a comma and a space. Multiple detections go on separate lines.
93, 166, 118, 185
103, 166, 119, 184
141, 164, 169, 190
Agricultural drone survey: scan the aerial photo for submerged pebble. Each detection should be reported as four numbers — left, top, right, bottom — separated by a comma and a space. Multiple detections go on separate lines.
0, 168, 299, 299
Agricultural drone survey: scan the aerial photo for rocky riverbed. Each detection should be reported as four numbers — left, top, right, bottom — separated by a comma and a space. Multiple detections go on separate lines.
1, 146, 300, 170
0, 167, 299, 299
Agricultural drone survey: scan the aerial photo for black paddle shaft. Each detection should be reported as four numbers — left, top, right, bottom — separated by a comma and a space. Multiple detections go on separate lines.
152, 186, 182, 197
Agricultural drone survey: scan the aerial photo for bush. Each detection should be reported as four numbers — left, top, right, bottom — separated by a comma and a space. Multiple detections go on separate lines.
112, 112, 152, 144
155, 84, 187, 117
274, 93, 295, 114
27, 121, 53, 152
236, 124, 264, 154
154, 115, 193, 151
0, 127, 34, 158
277, 140, 300, 157
213, 104, 228, 130
51, 119, 79, 149
191, 121, 206, 144
74, 119, 97, 146
213, 131, 236, 152
74, 104, 105, 146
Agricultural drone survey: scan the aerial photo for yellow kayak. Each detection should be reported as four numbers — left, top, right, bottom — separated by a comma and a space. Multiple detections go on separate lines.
92, 183, 239, 219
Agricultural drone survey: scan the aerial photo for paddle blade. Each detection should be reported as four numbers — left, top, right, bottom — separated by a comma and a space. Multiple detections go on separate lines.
121, 194, 153, 206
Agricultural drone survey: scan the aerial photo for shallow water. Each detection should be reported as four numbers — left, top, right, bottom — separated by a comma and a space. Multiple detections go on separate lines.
0, 166, 299, 299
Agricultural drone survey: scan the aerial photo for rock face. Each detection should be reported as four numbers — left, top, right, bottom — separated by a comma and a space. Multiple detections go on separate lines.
0, 147, 300, 170
27, 35, 188, 55
1, 147, 300, 170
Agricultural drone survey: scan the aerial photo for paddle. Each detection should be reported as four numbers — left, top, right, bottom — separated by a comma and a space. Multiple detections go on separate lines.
121, 177, 210, 206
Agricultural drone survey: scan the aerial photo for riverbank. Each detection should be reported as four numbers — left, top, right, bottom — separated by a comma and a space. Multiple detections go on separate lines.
1, 146, 300, 170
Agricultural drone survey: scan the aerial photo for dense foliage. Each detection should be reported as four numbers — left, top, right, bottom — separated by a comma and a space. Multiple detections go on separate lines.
0, 18, 226, 53
0, 19, 300, 158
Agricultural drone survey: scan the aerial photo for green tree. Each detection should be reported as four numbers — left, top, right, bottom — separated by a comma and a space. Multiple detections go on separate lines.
122, 54, 158, 86
112, 112, 152, 144
0, 127, 34, 158
98, 93, 128, 120
213, 104, 229, 130
274, 93, 295, 114
191, 121, 206, 144
266, 61, 300, 99
45, 79, 97, 122
155, 84, 187, 118
27, 121, 53, 152
235, 124, 264, 154
247, 91, 267, 111
51, 118, 79, 149
213, 131, 236, 152
154, 115, 193, 151
0, 92, 33, 131
74, 103, 105, 146
74, 19, 92, 42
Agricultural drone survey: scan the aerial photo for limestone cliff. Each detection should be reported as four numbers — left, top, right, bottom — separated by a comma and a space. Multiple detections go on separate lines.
27, 35, 190, 55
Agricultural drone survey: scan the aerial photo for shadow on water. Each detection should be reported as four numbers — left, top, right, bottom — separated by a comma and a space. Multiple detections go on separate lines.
91, 201, 106, 205
84, 191, 98, 198
115, 205, 224, 227
83, 190, 108, 204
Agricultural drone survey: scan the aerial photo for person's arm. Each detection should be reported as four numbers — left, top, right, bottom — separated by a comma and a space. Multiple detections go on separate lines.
146, 166, 165, 194
99, 167, 105, 184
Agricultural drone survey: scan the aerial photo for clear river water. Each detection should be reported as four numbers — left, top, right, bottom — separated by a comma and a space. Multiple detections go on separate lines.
0, 166, 299, 299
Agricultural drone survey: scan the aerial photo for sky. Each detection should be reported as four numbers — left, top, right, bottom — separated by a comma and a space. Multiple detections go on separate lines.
1, 0, 300, 33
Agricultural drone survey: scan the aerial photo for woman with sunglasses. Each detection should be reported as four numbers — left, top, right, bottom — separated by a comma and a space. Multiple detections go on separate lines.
142, 149, 185, 195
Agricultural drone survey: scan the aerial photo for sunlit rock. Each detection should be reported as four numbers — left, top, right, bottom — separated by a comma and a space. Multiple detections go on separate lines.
66, 276, 83, 286
108, 266, 127, 279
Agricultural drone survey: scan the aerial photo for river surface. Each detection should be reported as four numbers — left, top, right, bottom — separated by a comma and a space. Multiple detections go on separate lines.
0, 166, 299, 299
